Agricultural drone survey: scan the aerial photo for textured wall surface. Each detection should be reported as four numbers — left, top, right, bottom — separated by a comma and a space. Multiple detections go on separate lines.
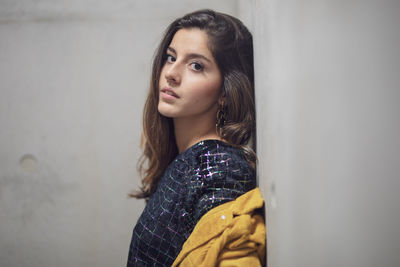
5, 1, 399, 266
253, 0, 400, 266
0, 1, 239, 266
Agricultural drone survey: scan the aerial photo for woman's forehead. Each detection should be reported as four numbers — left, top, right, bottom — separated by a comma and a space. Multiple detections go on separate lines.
169, 28, 213, 59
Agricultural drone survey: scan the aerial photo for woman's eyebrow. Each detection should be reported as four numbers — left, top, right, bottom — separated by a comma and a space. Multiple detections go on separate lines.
167, 47, 177, 54
167, 47, 212, 63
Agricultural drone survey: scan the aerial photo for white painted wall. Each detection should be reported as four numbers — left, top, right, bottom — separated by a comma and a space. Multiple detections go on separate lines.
0, 1, 239, 266
253, 0, 400, 266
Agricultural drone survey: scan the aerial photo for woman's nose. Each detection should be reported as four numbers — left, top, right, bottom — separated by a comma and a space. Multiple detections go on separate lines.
165, 63, 181, 85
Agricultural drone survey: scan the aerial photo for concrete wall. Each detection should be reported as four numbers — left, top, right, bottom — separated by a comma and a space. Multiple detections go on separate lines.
253, 0, 400, 266
3, 1, 399, 266
0, 1, 240, 266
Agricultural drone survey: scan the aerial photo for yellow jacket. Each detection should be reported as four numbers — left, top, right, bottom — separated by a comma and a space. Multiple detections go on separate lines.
172, 188, 266, 267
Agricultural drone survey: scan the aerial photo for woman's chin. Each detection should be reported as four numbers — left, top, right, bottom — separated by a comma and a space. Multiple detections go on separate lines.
157, 107, 176, 119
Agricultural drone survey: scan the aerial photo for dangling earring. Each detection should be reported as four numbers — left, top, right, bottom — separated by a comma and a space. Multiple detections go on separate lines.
216, 100, 226, 137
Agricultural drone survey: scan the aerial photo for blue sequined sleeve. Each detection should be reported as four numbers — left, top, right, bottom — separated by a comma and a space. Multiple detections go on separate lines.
185, 141, 256, 227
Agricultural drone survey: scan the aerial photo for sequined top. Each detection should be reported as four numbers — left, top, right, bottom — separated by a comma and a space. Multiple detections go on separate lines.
127, 140, 256, 266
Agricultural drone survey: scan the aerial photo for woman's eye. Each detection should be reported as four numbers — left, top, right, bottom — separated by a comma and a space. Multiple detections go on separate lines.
190, 62, 203, 71
166, 55, 176, 63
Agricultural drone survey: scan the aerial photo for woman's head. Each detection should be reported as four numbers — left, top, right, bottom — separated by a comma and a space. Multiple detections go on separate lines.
158, 27, 223, 123
134, 9, 255, 198
154, 9, 254, 143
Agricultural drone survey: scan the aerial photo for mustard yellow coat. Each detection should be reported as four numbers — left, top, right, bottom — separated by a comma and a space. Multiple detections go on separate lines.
172, 188, 266, 267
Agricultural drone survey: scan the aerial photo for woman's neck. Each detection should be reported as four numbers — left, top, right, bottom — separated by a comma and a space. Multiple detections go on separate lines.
173, 115, 221, 154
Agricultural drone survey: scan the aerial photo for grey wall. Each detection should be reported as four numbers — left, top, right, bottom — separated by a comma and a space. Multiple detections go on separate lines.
3, 1, 400, 267
253, 0, 400, 266
0, 1, 240, 266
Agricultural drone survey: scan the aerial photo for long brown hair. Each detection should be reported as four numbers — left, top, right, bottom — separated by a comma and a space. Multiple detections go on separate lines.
131, 9, 255, 199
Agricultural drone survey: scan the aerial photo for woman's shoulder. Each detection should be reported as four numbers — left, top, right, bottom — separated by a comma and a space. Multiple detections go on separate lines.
181, 139, 255, 183
180, 139, 250, 165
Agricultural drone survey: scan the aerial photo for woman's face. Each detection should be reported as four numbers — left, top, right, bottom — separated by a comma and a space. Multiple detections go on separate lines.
158, 28, 222, 121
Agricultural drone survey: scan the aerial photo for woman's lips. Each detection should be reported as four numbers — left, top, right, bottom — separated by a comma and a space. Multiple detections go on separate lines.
160, 88, 179, 99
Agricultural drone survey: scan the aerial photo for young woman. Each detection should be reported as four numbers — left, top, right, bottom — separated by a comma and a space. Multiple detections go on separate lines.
127, 9, 262, 266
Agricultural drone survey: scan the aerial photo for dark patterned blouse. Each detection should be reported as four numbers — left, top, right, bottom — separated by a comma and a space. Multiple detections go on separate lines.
127, 139, 256, 266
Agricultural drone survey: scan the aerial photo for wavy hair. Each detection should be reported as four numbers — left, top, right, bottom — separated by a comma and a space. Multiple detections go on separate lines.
131, 9, 255, 199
